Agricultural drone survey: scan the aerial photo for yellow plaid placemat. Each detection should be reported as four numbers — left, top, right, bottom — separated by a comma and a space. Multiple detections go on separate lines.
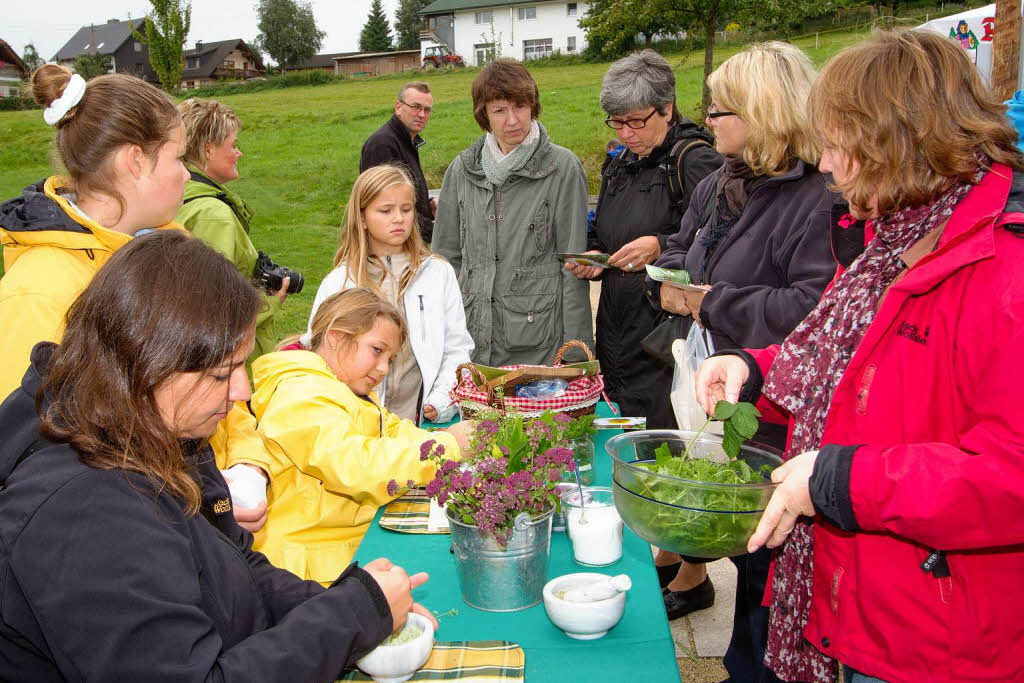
378, 489, 449, 534
338, 640, 524, 682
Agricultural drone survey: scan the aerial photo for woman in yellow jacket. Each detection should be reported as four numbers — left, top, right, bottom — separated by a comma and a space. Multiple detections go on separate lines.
0, 64, 187, 400
232, 288, 474, 583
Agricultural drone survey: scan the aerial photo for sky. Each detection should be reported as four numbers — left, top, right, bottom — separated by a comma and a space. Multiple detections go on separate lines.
6, 0, 403, 64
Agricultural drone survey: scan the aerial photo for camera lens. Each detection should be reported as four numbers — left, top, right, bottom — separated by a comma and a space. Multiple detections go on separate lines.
285, 269, 304, 294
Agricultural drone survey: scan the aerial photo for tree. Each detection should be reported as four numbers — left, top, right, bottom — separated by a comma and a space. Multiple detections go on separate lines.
992, 0, 1021, 100
132, 0, 191, 91
395, 0, 430, 51
22, 44, 44, 72
73, 53, 113, 80
254, 0, 326, 68
360, 0, 394, 52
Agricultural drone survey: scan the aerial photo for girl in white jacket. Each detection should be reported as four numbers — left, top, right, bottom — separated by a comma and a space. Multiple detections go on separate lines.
305, 164, 473, 423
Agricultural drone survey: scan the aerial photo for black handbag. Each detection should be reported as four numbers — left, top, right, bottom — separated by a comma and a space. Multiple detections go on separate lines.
640, 313, 683, 367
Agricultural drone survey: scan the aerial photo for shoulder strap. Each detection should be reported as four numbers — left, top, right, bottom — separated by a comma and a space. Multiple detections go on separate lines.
183, 170, 232, 207
667, 138, 713, 202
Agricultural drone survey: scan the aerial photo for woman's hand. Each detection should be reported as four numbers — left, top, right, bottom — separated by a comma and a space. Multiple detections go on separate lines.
564, 250, 604, 280
232, 501, 268, 533
608, 236, 661, 272
746, 451, 819, 553
694, 355, 749, 414
660, 285, 689, 315
681, 286, 711, 320
273, 276, 291, 304
422, 404, 438, 422
363, 558, 439, 633
445, 420, 476, 453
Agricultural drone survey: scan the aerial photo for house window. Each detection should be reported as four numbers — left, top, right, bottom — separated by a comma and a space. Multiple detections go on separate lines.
567, 3, 577, 16
517, 6, 537, 20
224, 60, 236, 69
190, 57, 200, 69
134, 41, 142, 52
474, 42, 494, 65
523, 38, 552, 60
567, 36, 577, 52
475, 10, 493, 24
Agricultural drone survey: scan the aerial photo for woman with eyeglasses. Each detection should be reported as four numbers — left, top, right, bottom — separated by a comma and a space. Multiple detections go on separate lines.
432, 59, 592, 366
645, 42, 845, 683
568, 49, 722, 431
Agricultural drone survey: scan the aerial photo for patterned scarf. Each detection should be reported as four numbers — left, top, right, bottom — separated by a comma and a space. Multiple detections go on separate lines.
480, 119, 541, 187
759, 167, 980, 683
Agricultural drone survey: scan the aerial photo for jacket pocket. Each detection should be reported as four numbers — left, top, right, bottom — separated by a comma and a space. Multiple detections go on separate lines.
499, 270, 559, 352
461, 292, 485, 343
529, 200, 551, 252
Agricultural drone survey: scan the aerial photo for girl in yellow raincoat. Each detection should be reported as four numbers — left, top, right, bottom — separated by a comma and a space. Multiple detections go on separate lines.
233, 288, 474, 583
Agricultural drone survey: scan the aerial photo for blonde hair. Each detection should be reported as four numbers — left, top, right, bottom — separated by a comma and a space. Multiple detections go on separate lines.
809, 29, 1024, 216
334, 165, 430, 300
295, 287, 408, 354
708, 41, 819, 175
178, 98, 241, 168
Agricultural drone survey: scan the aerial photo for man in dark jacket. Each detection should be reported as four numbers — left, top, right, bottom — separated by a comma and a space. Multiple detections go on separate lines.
360, 81, 436, 242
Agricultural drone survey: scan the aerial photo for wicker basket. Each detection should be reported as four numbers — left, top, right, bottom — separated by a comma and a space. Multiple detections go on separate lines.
450, 340, 604, 419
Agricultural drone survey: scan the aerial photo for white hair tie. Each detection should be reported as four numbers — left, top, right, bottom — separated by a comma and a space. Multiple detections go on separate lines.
43, 73, 87, 126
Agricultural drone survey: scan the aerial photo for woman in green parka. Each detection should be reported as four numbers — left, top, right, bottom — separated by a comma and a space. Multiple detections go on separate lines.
175, 98, 289, 365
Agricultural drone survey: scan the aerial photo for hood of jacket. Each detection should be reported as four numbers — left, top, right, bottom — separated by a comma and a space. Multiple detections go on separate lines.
250, 350, 380, 422
0, 342, 55, 488
0, 178, 137, 266
458, 121, 559, 182
182, 167, 254, 230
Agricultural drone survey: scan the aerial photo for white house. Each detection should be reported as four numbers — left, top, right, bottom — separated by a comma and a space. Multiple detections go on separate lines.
419, 0, 590, 66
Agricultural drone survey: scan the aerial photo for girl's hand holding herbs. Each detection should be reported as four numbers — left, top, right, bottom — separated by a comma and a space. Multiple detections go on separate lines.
445, 420, 476, 451
695, 354, 750, 414
746, 450, 819, 553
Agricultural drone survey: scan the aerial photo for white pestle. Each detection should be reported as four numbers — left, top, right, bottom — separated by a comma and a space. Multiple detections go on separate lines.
562, 574, 632, 603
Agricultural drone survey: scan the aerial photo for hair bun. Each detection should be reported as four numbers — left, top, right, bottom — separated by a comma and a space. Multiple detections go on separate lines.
31, 64, 75, 109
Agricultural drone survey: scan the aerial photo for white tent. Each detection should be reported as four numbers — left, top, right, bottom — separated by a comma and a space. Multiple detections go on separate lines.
919, 4, 996, 84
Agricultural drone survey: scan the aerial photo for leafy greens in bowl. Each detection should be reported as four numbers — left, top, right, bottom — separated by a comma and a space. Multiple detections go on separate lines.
607, 429, 782, 558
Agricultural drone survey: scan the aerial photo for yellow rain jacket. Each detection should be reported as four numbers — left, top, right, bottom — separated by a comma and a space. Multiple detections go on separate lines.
0, 177, 159, 398
233, 350, 459, 583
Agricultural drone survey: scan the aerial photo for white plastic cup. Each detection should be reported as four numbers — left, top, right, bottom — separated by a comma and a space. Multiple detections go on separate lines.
561, 486, 623, 566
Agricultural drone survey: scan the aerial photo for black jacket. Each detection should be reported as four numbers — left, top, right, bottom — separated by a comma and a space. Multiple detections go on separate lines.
588, 121, 723, 428
0, 344, 392, 682
647, 160, 840, 353
360, 114, 433, 242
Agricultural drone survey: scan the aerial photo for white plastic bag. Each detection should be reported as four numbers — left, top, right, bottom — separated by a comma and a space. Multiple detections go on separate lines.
670, 323, 722, 433
221, 464, 268, 509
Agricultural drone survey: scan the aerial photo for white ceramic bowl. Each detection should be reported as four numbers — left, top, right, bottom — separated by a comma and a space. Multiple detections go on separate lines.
542, 572, 626, 640
356, 612, 435, 683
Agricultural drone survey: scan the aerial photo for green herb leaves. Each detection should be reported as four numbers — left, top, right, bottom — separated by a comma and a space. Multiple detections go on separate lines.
713, 401, 761, 458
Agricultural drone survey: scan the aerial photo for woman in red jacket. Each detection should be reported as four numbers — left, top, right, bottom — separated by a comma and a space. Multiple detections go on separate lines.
697, 30, 1024, 683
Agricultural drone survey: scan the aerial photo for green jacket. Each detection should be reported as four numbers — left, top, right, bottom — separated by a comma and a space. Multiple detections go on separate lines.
176, 167, 281, 365
431, 123, 593, 366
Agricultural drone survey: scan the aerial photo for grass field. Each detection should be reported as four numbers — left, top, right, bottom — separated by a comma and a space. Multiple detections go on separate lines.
0, 29, 869, 339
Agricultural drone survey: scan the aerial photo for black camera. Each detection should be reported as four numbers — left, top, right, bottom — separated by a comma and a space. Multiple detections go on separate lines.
253, 251, 304, 295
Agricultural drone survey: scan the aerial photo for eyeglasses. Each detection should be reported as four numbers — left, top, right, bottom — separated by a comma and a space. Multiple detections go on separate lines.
706, 106, 738, 120
400, 100, 432, 115
604, 108, 658, 130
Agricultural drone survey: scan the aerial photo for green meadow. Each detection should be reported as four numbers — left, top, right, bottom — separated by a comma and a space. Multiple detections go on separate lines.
0, 29, 867, 339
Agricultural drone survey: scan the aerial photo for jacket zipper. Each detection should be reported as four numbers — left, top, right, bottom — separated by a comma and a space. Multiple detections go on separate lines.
418, 295, 425, 340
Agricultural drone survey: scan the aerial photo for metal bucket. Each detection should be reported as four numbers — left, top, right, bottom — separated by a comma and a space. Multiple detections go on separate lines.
448, 507, 554, 612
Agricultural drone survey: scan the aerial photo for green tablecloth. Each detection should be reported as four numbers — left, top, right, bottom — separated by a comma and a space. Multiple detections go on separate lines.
353, 403, 681, 682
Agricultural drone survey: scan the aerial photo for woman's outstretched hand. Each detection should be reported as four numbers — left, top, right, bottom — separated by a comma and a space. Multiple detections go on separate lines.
694, 354, 749, 415
746, 451, 818, 553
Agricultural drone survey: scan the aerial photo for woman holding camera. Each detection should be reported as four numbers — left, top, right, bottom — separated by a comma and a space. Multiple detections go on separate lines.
0, 231, 436, 681
0, 64, 186, 401
176, 98, 294, 365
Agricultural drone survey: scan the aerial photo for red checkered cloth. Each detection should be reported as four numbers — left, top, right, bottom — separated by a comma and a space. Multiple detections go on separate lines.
449, 365, 604, 416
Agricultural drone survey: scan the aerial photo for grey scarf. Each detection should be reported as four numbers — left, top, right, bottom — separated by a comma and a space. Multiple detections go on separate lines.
480, 120, 540, 187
